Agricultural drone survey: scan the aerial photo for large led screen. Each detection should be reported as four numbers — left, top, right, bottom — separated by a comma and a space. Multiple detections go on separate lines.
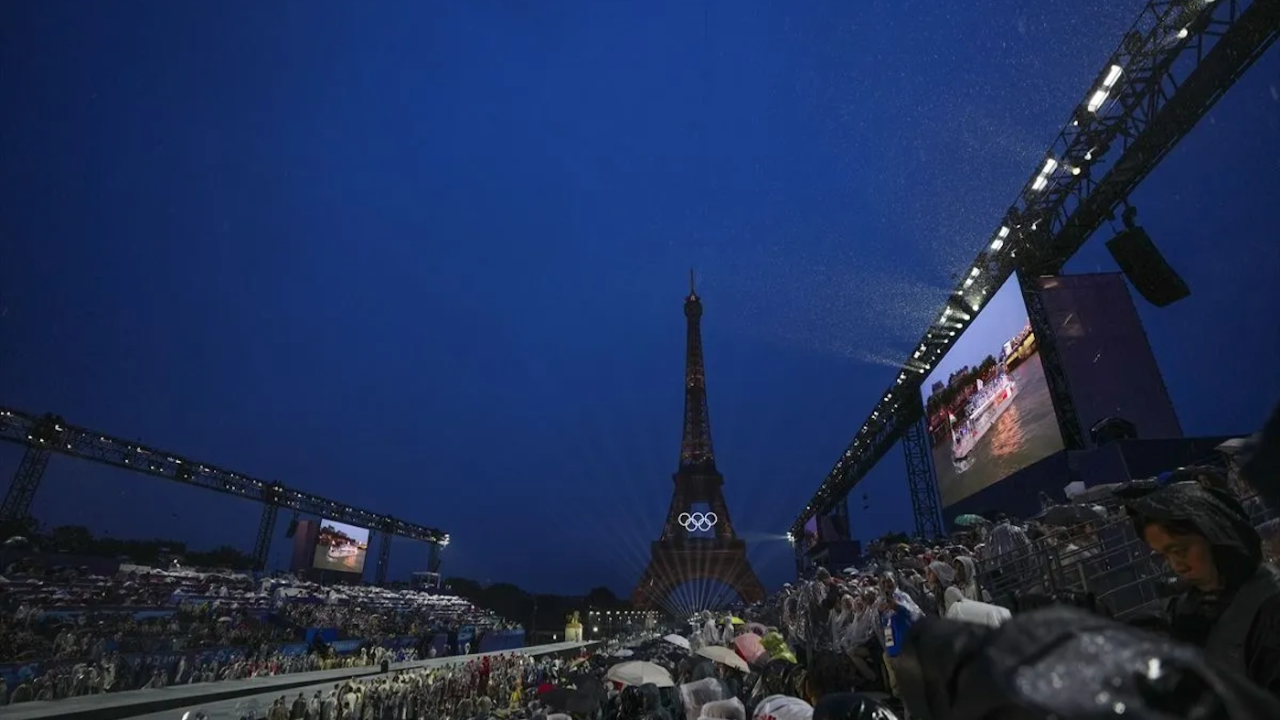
312, 519, 371, 574
920, 273, 1064, 507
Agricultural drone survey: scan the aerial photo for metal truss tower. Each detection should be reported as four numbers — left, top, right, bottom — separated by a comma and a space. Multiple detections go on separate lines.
375, 531, 393, 586
0, 413, 61, 526
252, 504, 279, 571
0, 445, 53, 525
901, 414, 943, 539
1019, 272, 1086, 451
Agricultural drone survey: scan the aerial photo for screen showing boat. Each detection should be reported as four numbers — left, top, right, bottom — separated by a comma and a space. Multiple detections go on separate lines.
919, 272, 1065, 508
312, 519, 370, 574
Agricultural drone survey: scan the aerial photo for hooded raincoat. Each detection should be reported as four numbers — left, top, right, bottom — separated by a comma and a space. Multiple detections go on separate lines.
1128, 481, 1280, 695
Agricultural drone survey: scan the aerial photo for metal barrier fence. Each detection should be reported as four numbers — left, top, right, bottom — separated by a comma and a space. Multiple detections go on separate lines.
974, 485, 1275, 620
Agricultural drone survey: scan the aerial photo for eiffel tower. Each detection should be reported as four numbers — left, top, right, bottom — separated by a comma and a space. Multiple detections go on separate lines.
631, 272, 765, 612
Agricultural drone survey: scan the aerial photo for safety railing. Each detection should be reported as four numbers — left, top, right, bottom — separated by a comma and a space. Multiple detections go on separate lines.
975, 487, 1274, 619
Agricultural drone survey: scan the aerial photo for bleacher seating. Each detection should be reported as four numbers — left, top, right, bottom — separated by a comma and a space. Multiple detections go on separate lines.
0, 560, 521, 704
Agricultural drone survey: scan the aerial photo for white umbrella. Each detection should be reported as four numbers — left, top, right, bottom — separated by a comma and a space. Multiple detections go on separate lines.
662, 634, 690, 650
605, 661, 674, 688
696, 645, 749, 673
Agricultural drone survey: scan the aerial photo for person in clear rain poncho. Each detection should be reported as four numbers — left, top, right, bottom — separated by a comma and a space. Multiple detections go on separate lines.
1128, 479, 1280, 697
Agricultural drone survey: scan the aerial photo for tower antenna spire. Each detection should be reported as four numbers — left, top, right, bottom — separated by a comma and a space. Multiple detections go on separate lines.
689, 268, 696, 295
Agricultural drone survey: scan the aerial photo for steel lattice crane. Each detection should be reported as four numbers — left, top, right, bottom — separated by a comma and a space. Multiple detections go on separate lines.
0, 406, 448, 582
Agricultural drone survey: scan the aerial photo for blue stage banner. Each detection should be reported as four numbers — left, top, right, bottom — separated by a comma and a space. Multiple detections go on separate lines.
329, 639, 364, 654
456, 626, 476, 652
37, 608, 178, 621
304, 628, 341, 644
277, 643, 312, 657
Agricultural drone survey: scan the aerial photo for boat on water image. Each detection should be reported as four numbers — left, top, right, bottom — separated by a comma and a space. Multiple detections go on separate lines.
950, 370, 1019, 472
327, 543, 360, 560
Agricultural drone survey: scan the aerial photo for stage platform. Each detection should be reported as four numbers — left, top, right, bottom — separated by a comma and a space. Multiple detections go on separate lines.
0, 641, 596, 720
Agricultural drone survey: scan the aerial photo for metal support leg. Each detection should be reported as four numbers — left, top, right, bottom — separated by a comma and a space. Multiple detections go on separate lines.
903, 416, 943, 539
252, 504, 278, 572
0, 444, 53, 525
1019, 271, 1086, 450
428, 542, 443, 574
834, 495, 850, 540
375, 531, 393, 585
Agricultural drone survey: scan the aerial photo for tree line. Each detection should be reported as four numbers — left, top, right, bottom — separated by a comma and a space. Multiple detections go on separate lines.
924, 353, 999, 418
442, 578, 631, 641
3, 520, 257, 571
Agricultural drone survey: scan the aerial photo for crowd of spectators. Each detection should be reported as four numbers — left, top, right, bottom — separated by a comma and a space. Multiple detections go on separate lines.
0, 559, 521, 705
273, 581, 522, 642
726, 452, 1280, 716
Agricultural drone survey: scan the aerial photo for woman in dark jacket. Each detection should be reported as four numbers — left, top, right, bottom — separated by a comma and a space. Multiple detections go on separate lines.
1128, 480, 1280, 696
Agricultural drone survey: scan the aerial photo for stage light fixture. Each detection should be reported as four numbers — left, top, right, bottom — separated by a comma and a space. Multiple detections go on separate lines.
990, 226, 1010, 251
1087, 64, 1125, 113
1031, 157, 1059, 191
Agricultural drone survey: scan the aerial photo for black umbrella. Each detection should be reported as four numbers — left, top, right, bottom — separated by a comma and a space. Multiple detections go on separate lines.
541, 688, 598, 716
568, 675, 605, 702
1112, 478, 1160, 501
1036, 504, 1104, 527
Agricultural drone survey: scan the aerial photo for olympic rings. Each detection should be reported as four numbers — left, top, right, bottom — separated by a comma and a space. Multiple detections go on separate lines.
678, 511, 719, 532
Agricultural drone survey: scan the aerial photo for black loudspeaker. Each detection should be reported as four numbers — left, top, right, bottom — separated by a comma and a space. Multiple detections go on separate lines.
1091, 416, 1138, 446
284, 518, 298, 539
1105, 226, 1190, 307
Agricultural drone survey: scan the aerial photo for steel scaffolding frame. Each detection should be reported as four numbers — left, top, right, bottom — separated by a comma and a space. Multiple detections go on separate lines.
0, 406, 447, 576
790, 0, 1279, 538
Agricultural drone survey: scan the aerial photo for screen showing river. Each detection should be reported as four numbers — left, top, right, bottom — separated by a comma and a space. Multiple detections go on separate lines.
920, 273, 1065, 507
312, 518, 371, 574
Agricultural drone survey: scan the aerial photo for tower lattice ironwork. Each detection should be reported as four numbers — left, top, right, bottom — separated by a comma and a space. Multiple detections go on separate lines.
632, 273, 765, 611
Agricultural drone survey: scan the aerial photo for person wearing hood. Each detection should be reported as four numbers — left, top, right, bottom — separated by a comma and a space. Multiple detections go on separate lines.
1128, 480, 1280, 696
950, 556, 989, 603
924, 562, 955, 615
753, 693, 813, 720
702, 614, 721, 647
721, 617, 736, 646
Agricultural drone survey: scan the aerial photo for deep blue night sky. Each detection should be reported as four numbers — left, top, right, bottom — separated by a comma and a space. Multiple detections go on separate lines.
2, 2, 1278, 597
